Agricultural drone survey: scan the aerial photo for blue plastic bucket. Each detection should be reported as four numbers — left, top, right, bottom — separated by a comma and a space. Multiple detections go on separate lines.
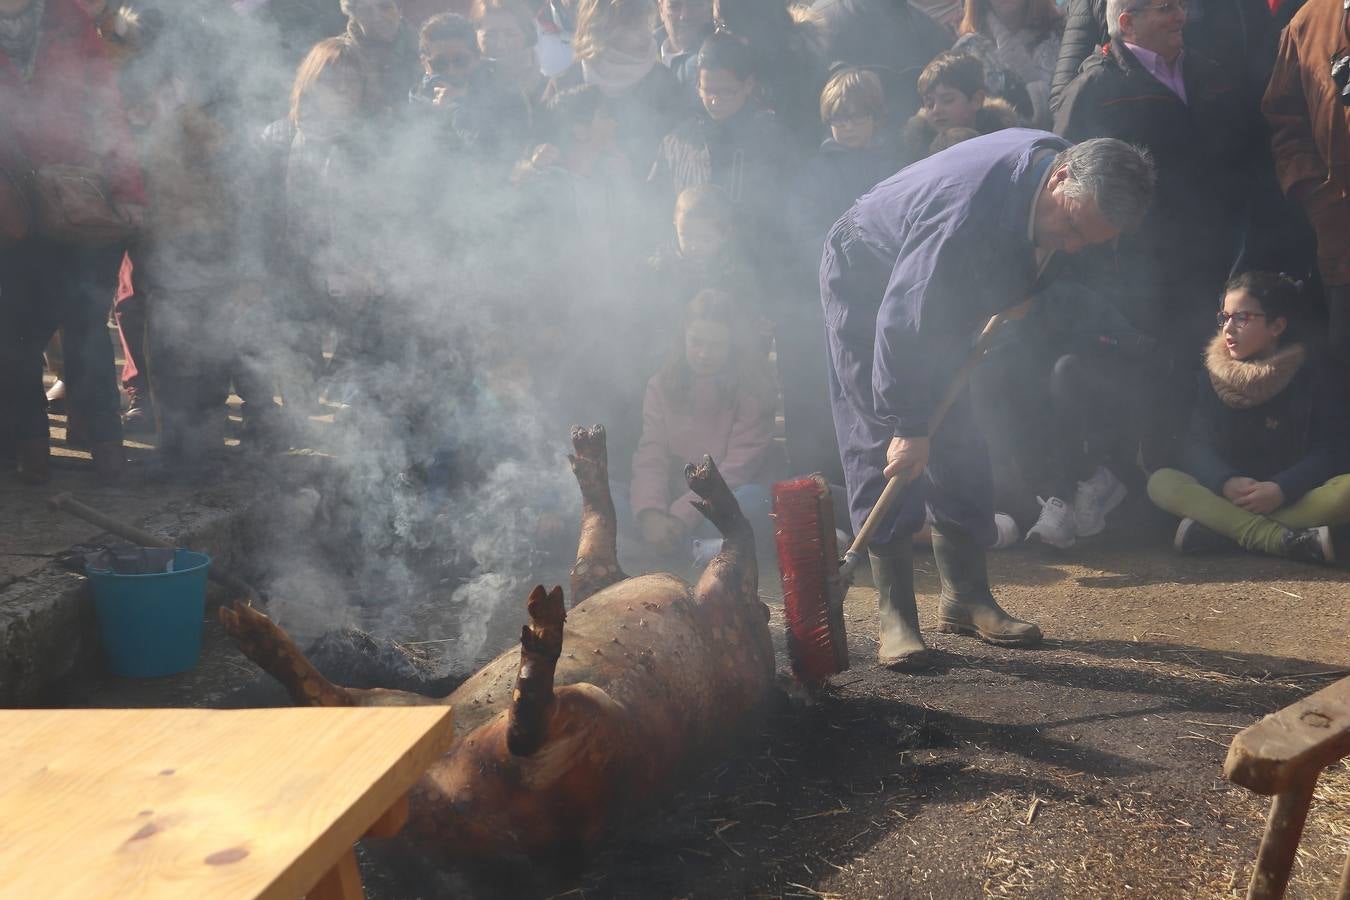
87, 549, 211, 677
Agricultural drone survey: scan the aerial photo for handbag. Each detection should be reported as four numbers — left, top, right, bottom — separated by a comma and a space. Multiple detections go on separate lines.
0, 158, 31, 244
0, 124, 134, 245
24, 164, 135, 245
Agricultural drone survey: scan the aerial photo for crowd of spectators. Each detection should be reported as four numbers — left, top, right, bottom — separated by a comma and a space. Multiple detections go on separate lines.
1, 0, 1347, 567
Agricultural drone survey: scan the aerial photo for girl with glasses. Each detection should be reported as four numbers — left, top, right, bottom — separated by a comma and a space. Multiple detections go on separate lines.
1148, 271, 1350, 563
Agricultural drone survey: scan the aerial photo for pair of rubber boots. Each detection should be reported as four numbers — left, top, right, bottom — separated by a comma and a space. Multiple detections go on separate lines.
869, 527, 1041, 670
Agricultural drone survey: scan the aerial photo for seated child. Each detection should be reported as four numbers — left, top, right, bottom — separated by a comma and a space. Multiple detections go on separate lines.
629, 289, 777, 562
648, 32, 794, 230
647, 185, 757, 345
901, 51, 1020, 165
1148, 272, 1349, 563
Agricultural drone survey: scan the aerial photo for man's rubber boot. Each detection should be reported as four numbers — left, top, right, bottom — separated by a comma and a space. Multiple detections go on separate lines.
869, 540, 933, 670
933, 525, 1042, 647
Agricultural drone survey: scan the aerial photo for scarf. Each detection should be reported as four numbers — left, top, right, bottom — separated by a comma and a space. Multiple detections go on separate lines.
1205, 332, 1306, 410
0, 0, 44, 81
581, 41, 656, 97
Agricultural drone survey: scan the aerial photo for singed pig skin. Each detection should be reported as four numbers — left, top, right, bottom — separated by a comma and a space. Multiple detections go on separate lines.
407, 570, 775, 860
220, 428, 774, 865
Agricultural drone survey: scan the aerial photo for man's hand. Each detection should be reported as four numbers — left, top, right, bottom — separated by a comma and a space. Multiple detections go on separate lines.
883, 436, 929, 482
1234, 481, 1285, 515
1222, 476, 1258, 503
639, 510, 686, 553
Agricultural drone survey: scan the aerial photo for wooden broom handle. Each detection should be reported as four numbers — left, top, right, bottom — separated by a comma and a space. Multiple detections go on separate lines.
49, 492, 259, 603
846, 312, 1011, 556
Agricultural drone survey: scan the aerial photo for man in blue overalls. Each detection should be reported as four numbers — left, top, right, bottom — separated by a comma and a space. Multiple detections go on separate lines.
822, 130, 1156, 669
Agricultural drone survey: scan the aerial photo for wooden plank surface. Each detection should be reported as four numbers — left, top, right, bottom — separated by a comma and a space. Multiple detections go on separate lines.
1225, 676, 1350, 794
0, 706, 454, 900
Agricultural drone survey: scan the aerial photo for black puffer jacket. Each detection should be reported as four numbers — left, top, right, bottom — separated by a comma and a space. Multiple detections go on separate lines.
1048, 0, 1276, 113
1181, 336, 1346, 503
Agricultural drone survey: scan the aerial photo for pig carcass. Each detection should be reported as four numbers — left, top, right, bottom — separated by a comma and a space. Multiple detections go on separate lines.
220, 425, 776, 862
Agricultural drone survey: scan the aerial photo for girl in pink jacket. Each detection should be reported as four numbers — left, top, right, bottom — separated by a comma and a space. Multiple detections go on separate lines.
629, 289, 777, 560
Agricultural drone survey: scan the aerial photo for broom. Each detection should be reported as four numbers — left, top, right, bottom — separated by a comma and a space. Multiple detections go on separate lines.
774, 312, 1013, 684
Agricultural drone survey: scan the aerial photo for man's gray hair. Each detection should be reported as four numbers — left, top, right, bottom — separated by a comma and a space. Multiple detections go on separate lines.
1105, 0, 1131, 38
1053, 138, 1156, 231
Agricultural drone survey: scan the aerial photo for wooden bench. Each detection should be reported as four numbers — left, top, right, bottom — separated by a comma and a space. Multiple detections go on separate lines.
0, 706, 454, 899
1223, 675, 1350, 900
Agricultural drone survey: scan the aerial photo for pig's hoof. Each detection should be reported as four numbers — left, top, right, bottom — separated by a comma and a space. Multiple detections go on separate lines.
685, 456, 744, 534
569, 425, 607, 464
218, 600, 281, 658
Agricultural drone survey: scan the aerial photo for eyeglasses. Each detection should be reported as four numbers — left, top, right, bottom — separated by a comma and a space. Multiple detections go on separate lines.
828, 114, 874, 128
1129, 0, 1186, 13
1216, 310, 1266, 328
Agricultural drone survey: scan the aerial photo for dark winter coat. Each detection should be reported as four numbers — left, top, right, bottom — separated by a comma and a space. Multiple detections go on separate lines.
649, 105, 795, 217
645, 243, 758, 338
1181, 334, 1346, 503
410, 67, 532, 165
1048, 0, 1275, 113
544, 60, 689, 175
809, 0, 951, 78
789, 135, 903, 262
821, 128, 1069, 542
342, 19, 422, 118
900, 96, 1021, 165
0, 0, 144, 206
809, 0, 950, 124
1054, 39, 1266, 351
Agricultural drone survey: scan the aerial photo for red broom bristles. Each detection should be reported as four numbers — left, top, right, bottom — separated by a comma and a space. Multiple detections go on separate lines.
773, 475, 849, 684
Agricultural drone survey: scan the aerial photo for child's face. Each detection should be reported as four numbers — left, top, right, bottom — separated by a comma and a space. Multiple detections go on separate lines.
423, 38, 481, 80
476, 11, 529, 60
300, 67, 364, 138
924, 84, 983, 132
1220, 289, 1286, 361
675, 215, 726, 262
686, 319, 732, 376
699, 68, 754, 121
829, 112, 876, 150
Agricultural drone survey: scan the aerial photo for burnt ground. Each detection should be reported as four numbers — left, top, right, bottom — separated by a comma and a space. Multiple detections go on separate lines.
55, 501, 1350, 900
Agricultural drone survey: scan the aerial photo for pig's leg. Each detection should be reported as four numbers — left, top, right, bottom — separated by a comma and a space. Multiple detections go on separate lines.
685, 456, 759, 603
219, 601, 357, 707
567, 425, 626, 605
506, 584, 566, 756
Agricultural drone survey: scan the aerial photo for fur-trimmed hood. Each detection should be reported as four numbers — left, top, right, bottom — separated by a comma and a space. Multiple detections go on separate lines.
1205, 332, 1306, 410
901, 96, 1021, 162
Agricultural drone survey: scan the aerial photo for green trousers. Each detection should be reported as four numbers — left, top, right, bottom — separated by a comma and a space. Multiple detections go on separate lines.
1147, 469, 1350, 555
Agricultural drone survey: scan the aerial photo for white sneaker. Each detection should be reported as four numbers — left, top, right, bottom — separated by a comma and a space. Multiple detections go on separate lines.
991, 512, 1020, 550
1026, 496, 1076, 549
1073, 466, 1126, 537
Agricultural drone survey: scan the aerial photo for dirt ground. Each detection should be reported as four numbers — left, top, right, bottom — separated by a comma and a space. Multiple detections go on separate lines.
57, 510, 1349, 900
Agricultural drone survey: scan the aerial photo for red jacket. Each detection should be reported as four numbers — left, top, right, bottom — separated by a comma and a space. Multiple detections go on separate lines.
0, 0, 144, 205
